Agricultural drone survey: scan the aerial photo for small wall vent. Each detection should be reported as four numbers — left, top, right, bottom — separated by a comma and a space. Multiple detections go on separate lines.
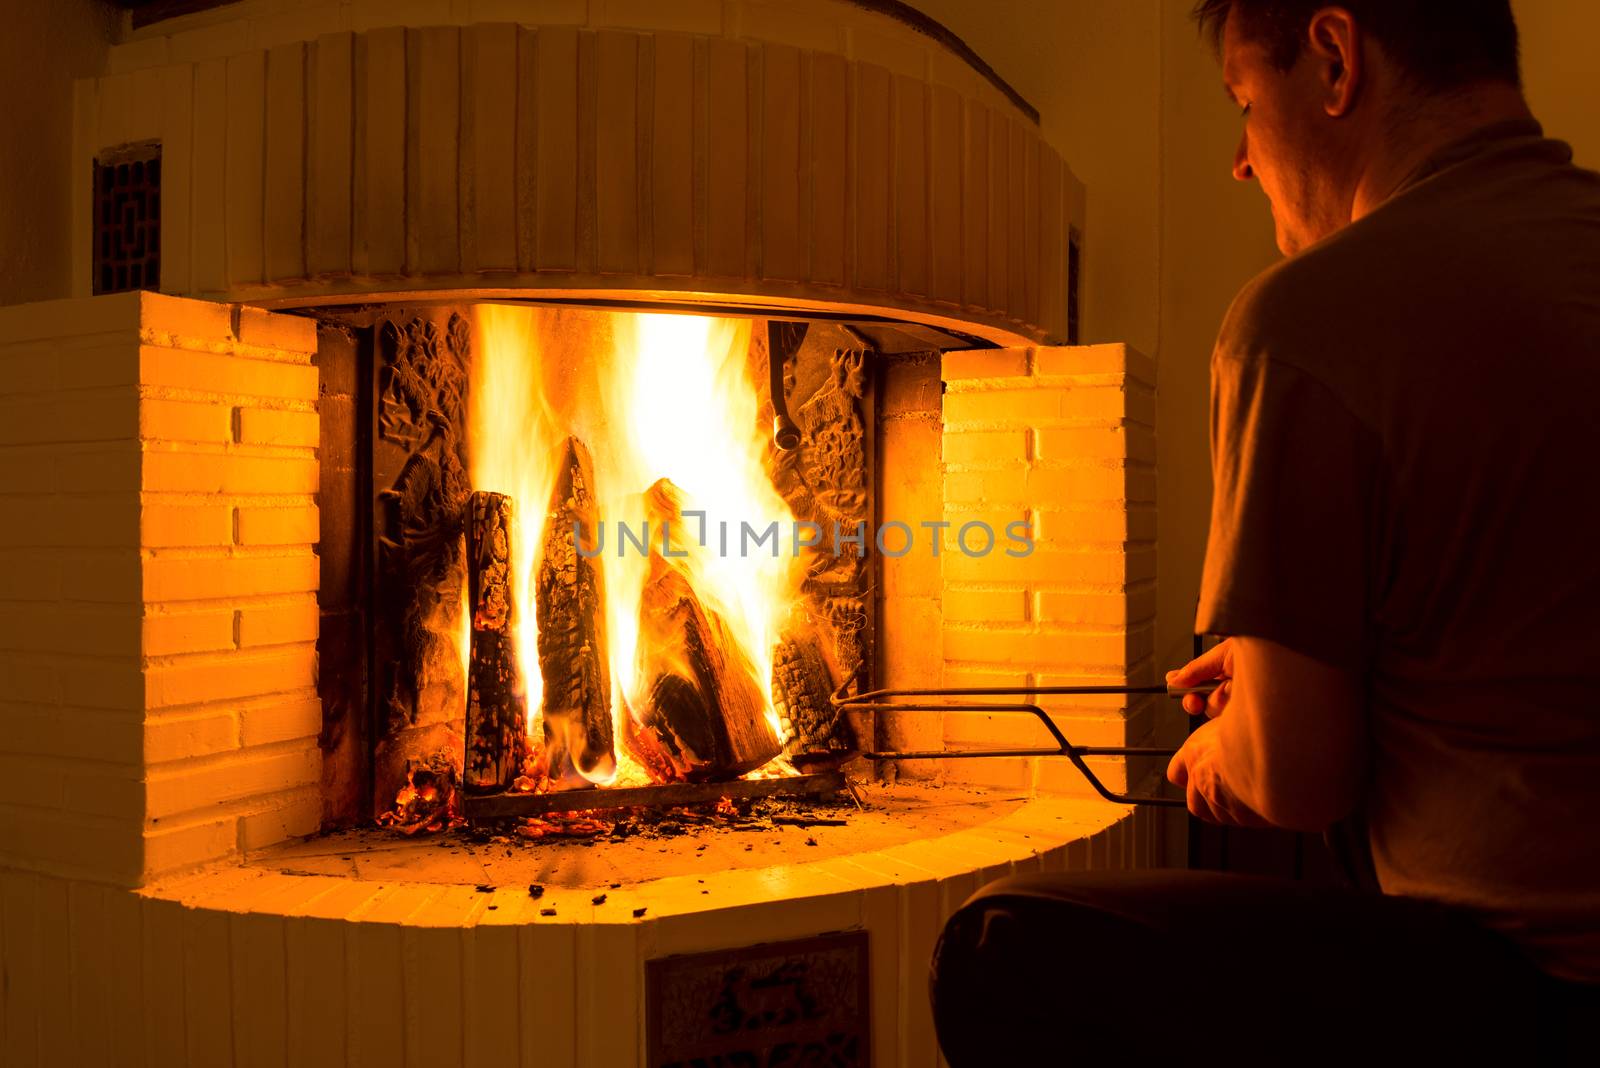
93, 142, 162, 295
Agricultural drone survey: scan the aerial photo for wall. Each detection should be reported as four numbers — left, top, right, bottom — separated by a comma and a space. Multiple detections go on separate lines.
0, 0, 117, 306
910, 0, 1163, 357
1514, 0, 1600, 169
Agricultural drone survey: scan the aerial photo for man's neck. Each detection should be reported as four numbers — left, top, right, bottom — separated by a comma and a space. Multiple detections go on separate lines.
1351, 82, 1535, 221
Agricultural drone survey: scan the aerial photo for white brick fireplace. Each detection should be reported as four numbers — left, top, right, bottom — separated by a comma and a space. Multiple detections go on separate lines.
0, 2, 1164, 1065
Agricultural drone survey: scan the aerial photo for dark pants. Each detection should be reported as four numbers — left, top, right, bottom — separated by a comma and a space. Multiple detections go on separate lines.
931, 870, 1591, 1066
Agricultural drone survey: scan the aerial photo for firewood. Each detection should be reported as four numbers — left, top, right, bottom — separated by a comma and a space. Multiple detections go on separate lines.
635, 560, 782, 780
535, 436, 616, 785
463, 492, 527, 793
620, 690, 682, 784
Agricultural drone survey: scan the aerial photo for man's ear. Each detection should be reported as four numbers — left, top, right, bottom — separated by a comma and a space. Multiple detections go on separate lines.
1307, 8, 1362, 117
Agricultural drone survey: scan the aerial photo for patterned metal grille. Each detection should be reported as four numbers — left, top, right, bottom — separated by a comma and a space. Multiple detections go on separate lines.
93, 144, 161, 295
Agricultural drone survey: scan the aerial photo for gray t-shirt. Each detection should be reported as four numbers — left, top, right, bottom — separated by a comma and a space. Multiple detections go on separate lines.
1198, 120, 1600, 980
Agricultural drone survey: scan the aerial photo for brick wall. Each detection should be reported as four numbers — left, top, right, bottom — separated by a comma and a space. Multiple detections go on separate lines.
939, 343, 1158, 796
0, 291, 320, 885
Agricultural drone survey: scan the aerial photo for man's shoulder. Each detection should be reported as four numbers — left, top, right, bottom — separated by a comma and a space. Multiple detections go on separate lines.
1215, 242, 1370, 368
1221, 136, 1600, 372
1216, 191, 1480, 373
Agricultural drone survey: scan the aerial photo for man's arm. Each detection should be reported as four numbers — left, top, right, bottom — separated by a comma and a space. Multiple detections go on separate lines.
1167, 635, 1366, 831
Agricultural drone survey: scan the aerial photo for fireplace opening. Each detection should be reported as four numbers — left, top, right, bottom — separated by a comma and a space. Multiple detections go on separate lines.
313, 302, 975, 831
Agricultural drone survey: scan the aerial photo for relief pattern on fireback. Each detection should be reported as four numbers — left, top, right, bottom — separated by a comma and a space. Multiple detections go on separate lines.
375, 313, 472, 737
770, 345, 872, 691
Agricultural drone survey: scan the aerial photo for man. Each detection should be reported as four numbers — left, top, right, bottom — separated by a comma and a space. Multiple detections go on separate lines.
1166, 0, 1599, 1002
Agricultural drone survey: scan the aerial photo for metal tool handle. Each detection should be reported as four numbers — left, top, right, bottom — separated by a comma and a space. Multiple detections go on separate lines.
838, 681, 1221, 702
830, 680, 1224, 808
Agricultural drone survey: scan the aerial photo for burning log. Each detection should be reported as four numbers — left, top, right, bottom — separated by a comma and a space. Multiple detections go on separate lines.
635, 561, 782, 780
536, 437, 616, 785
463, 492, 527, 793
621, 691, 682, 785
773, 630, 855, 765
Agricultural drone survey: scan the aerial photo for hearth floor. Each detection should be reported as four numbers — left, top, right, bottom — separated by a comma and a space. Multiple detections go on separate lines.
247, 781, 1030, 890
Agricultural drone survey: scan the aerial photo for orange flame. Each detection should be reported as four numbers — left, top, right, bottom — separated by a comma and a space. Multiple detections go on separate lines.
467, 306, 803, 786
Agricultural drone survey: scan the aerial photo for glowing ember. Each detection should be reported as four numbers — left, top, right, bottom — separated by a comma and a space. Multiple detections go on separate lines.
377, 759, 462, 835
466, 306, 807, 789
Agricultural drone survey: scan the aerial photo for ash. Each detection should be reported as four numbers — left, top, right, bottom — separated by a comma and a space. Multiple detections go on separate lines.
254, 782, 1024, 891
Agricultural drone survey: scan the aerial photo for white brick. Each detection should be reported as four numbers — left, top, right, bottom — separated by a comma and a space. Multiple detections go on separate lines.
942, 348, 1030, 380
239, 788, 322, 851
237, 601, 318, 647
142, 815, 237, 876
139, 346, 319, 402
143, 451, 318, 495
144, 710, 240, 762
140, 399, 234, 444
0, 810, 144, 881
143, 553, 319, 602
239, 695, 322, 748
235, 407, 319, 447
144, 648, 316, 709
138, 291, 235, 344
142, 608, 237, 656
146, 744, 320, 819
0, 293, 141, 345
235, 505, 320, 546
141, 503, 235, 548
0, 391, 138, 446
234, 306, 318, 354
0, 605, 139, 657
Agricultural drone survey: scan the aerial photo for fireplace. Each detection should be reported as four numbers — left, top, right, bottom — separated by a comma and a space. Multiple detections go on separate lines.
0, 2, 1161, 1065
330, 303, 883, 826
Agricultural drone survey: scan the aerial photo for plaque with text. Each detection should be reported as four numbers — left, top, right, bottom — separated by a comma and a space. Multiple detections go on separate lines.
646, 930, 870, 1067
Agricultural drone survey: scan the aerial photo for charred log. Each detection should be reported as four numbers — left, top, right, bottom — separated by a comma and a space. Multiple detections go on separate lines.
773, 631, 854, 765
620, 691, 681, 785
463, 492, 527, 794
636, 562, 782, 780
536, 437, 616, 786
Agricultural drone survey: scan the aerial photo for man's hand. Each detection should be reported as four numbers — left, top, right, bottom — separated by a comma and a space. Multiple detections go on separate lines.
1167, 719, 1274, 827
1164, 635, 1367, 831
1167, 638, 1234, 718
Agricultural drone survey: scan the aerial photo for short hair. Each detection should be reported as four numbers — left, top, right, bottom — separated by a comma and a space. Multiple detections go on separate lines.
1193, 0, 1522, 91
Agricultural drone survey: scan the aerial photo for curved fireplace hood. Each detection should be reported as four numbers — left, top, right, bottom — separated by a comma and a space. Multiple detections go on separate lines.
80, 0, 1085, 347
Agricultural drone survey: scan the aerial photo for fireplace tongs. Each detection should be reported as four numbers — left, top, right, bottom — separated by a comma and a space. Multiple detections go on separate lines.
830, 681, 1221, 808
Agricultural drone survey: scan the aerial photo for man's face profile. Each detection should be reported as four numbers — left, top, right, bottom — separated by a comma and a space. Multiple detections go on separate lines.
1221, 8, 1344, 256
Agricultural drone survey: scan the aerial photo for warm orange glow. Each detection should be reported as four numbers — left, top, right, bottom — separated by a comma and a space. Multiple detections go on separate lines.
467, 306, 804, 787
468, 305, 559, 720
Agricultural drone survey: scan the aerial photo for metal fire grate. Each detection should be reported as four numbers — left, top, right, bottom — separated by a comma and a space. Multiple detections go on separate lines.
92, 142, 162, 295
460, 770, 847, 819
832, 682, 1217, 808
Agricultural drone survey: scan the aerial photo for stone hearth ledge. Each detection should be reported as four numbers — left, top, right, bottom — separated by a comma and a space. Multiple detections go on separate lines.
2, 795, 1148, 1067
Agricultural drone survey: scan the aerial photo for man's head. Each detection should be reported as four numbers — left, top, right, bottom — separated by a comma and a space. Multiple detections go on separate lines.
1194, 1, 1523, 255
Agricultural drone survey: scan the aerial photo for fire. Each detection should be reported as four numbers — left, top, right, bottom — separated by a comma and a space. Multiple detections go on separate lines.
467, 306, 560, 719
377, 759, 461, 835
467, 306, 804, 788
